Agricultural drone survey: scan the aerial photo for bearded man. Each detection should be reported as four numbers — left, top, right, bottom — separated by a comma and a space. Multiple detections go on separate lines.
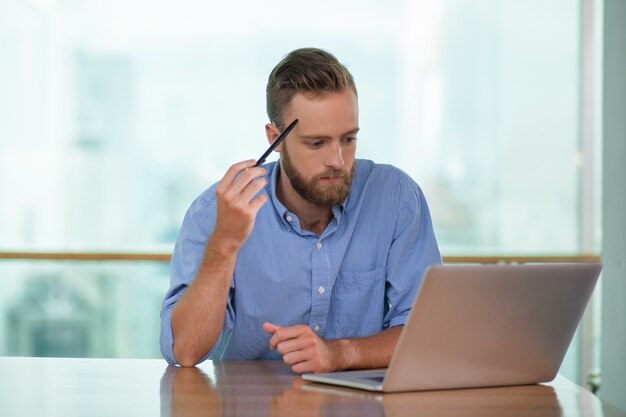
160, 48, 441, 373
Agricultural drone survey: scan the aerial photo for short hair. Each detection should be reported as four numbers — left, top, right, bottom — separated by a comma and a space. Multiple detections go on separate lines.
266, 48, 357, 130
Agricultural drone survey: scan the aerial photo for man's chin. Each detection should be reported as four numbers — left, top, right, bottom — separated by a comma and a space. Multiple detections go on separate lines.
316, 178, 348, 191
310, 184, 350, 207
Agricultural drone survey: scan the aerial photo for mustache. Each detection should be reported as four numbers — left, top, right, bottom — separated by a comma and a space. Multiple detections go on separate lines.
314, 169, 349, 180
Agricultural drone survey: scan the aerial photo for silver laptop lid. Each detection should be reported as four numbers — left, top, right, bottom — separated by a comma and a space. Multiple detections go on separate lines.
383, 263, 601, 392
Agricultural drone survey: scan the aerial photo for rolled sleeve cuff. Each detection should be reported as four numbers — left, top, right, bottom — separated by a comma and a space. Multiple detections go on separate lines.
159, 304, 229, 365
160, 304, 177, 365
388, 311, 410, 329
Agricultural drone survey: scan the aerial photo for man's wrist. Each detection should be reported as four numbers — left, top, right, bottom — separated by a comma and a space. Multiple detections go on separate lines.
206, 232, 242, 255
329, 338, 356, 371
196, 233, 241, 278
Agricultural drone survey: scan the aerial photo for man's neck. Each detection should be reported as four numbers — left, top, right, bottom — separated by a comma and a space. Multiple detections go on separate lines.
276, 171, 333, 236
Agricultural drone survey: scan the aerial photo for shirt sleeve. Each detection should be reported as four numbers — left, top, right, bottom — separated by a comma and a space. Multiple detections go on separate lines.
383, 175, 442, 329
159, 188, 236, 365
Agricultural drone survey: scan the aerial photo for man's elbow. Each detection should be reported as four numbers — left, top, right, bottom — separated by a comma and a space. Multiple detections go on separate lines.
176, 354, 200, 368
172, 342, 208, 368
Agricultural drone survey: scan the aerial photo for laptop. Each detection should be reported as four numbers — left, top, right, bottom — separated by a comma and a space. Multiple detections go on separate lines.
303, 263, 602, 392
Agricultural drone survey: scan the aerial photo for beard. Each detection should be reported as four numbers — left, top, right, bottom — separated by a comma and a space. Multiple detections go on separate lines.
280, 145, 355, 209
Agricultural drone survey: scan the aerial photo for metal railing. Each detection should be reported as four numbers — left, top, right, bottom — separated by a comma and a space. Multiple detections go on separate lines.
0, 252, 601, 263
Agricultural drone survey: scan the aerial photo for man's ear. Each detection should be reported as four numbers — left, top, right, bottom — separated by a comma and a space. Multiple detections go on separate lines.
264, 123, 283, 152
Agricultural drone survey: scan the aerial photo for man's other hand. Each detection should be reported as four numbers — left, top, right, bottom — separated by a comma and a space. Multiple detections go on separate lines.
262, 322, 346, 374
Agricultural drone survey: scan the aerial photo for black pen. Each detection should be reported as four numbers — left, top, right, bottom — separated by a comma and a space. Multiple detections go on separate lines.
254, 119, 299, 167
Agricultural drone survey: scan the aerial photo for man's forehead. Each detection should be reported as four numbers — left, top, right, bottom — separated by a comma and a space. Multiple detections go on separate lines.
283, 90, 358, 134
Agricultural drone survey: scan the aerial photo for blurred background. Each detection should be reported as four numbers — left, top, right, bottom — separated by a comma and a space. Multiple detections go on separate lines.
0, 0, 604, 390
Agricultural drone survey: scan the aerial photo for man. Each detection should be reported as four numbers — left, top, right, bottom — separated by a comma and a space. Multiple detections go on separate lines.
160, 48, 441, 373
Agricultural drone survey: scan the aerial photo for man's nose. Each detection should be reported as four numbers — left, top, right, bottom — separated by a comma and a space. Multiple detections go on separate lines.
325, 141, 344, 169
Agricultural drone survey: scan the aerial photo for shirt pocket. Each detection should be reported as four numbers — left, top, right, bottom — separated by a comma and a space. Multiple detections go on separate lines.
330, 266, 386, 338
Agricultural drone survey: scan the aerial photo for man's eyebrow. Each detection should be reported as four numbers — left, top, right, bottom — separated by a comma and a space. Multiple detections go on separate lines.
299, 128, 360, 140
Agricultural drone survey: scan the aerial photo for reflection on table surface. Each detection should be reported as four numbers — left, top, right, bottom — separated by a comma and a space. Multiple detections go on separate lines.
160, 362, 380, 417
160, 361, 622, 417
0, 357, 624, 417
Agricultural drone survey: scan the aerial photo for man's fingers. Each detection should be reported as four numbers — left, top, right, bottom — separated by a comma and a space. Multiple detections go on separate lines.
239, 177, 268, 205
268, 325, 309, 350
217, 160, 256, 192
228, 166, 267, 195
216, 163, 268, 217
276, 337, 313, 356
210, 160, 269, 247
263, 322, 282, 335
265, 325, 332, 374
249, 194, 269, 212
281, 345, 315, 366
291, 359, 318, 375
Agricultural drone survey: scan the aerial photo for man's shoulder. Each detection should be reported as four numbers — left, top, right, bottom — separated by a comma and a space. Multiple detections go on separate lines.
355, 159, 418, 190
183, 183, 221, 227
352, 159, 424, 215
195, 183, 219, 207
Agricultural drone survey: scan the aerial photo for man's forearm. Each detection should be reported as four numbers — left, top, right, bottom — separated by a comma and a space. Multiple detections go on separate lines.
170, 236, 239, 367
329, 325, 404, 371
169, 160, 268, 367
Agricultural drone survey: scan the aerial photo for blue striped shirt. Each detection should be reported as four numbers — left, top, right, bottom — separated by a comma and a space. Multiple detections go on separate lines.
160, 159, 441, 364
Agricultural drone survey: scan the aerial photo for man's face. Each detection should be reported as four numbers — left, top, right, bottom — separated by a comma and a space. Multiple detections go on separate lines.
276, 89, 359, 208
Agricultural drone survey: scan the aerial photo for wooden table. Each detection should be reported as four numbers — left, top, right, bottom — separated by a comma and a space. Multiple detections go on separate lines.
0, 357, 623, 417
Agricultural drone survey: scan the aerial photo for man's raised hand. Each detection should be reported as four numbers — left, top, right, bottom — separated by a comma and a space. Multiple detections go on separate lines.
212, 160, 269, 248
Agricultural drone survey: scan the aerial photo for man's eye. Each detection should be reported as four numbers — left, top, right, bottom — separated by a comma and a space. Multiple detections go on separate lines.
310, 141, 323, 148
343, 137, 357, 143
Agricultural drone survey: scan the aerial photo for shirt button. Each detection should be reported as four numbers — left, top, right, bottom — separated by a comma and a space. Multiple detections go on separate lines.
318, 286, 325, 294
315, 242, 322, 250
313, 325, 320, 332
286, 215, 292, 222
